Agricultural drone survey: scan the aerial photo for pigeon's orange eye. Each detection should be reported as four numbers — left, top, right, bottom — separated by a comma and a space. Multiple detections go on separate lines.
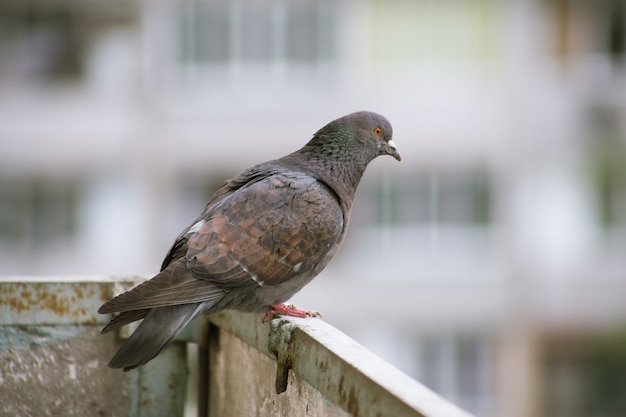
373, 127, 382, 136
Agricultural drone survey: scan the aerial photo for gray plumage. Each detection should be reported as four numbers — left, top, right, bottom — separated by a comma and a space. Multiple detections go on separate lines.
99, 111, 400, 371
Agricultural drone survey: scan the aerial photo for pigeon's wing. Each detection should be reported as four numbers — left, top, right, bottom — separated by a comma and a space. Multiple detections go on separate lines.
99, 166, 286, 315
186, 171, 344, 288
98, 258, 226, 314
158, 165, 284, 272
99, 169, 343, 315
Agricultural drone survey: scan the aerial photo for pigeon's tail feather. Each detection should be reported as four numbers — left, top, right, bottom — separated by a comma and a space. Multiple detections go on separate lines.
108, 303, 205, 371
101, 309, 149, 334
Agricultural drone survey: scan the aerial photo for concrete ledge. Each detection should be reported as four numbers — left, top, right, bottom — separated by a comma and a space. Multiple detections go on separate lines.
1, 277, 475, 417
206, 311, 475, 417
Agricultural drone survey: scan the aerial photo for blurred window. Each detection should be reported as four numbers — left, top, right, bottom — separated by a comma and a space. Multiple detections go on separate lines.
372, 170, 492, 228
548, 0, 626, 68
181, 1, 232, 63
285, 1, 334, 63
238, 4, 273, 62
542, 332, 626, 417
606, 0, 626, 64
0, 3, 85, 82
588, 106, 626, 231
0, 179, 79, 251
419, 334, 491, 416
0, 2, 136, 84
180, 0, 335, 66
593, 153, 626, 230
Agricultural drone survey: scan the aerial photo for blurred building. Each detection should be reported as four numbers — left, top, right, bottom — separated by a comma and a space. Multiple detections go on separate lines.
1, 1, 626, 416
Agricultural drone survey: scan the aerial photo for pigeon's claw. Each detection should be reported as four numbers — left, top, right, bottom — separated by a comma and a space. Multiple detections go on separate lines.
262, 303, 322, 322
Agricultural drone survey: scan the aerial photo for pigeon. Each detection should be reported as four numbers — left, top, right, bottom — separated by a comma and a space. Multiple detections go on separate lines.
99, 111, 400, 371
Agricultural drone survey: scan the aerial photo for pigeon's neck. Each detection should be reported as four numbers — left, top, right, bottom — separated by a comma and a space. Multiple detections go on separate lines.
282, 150, 367, 213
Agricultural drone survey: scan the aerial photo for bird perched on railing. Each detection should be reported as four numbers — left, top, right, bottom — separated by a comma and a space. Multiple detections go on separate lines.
99, 111, 400, 371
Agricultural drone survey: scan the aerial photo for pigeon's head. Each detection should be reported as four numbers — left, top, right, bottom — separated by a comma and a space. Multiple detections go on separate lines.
305, 111, 401, 166
288, 111, 400, 202
347, 111, 401, 162
296, 111, 401, 178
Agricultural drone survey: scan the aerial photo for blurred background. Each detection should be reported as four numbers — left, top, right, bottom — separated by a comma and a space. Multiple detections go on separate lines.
1, 0, 626, 416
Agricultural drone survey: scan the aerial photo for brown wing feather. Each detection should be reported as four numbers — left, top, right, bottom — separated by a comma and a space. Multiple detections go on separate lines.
98, 258, 225, 314
159, 165, 282, 272
186, 173, 343, 288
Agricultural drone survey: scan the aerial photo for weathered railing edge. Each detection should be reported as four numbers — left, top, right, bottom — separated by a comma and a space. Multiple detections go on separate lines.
0, 276, 144, 326
206, 310, 476, 417
1, 277, 475, 417
0, 277, 189, 417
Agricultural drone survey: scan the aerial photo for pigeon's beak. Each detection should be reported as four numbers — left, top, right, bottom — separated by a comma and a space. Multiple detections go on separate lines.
381, 140, 401, 162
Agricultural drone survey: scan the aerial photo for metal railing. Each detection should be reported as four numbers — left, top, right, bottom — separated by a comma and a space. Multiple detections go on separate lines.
0, 277, 474, 417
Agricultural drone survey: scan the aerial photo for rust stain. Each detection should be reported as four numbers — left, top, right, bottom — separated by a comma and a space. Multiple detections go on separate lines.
1, 280, 144, 324
97, 282, 114, 304
346, 386, 360, 416
39, 290, 71, 316
72, 284, 96, 301
9, 295, 29, 313
2, 282, 98, 318
3, 285, 41, 313
317, 359, 328, 372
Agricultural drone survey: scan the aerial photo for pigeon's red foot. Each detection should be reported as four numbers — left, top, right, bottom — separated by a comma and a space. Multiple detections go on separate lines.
262, 303, 322, 322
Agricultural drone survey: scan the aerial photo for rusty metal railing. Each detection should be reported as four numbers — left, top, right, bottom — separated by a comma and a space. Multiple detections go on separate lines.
1, 277, 474, 417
